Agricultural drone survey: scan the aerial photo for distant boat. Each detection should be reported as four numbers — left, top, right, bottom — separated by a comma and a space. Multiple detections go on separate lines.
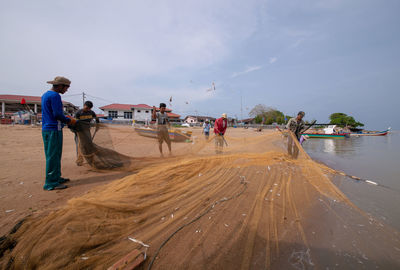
350, 127, 390, 137
302, 133, 350, 139
303, 125, 350, 139
134, 127, 192, 142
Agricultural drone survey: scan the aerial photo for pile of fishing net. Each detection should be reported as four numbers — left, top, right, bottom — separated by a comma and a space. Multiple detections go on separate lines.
1, 129, 400, 269
69, 121, 162, 171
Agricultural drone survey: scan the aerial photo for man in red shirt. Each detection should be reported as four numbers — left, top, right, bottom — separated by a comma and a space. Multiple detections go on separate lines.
214, 113, 228, 154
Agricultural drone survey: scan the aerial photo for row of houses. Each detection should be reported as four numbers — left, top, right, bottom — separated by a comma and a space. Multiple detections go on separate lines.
0, 94, 259, 125
0, 95, 223, 124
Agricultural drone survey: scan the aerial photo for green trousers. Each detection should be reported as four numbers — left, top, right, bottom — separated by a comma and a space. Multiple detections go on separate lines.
42, 130, 63, 190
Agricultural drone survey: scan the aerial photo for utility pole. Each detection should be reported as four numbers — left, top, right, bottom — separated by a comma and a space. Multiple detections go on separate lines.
82, 92, 86, 107
240, 93, 243, 122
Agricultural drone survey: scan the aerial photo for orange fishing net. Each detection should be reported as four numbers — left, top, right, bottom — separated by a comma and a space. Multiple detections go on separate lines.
1, 128, 399, 269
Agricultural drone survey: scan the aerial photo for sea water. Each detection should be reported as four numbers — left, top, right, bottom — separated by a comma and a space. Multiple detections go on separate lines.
303, 131, 400, 231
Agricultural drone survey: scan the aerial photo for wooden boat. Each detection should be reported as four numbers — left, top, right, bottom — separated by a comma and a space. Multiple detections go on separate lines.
134, 127, 192, 142
302, 133, 350, 138
302, 125, 350, 139
350, 128, 390, 136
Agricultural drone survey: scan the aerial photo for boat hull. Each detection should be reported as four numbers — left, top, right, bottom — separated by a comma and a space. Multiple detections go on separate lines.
302, 133, 349, 139
350, 130, 389, 136
134, 127, 191, 142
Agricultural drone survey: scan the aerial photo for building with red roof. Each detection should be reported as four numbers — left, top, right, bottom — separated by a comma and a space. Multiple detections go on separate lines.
99, 103, 180, 123
0, 94, 78, 119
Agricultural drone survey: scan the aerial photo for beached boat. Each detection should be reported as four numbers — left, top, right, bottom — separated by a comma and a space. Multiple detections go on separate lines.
302, 125, 350, 139
350, 128, 390, 136
134, 127, 192, 142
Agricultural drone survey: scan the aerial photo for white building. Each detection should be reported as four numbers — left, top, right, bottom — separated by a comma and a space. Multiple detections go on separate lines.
184, 115, 216, 125
99, 103, 181, 123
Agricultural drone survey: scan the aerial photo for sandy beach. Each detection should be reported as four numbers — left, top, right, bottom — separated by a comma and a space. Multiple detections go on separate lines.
1, 125, 400, 269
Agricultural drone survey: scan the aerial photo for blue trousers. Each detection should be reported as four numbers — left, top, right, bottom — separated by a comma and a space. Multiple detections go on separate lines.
42, 130, 63, 190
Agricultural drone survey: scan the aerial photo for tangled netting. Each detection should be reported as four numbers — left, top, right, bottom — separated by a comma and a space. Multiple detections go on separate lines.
1, 126, 400, 270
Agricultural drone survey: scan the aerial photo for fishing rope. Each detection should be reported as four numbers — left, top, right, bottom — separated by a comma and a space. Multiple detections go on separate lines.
147, 176, 248, 270
335, 170, 400, 193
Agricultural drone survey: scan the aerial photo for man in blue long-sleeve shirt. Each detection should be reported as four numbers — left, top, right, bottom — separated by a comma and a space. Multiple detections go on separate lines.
41, 76, 76, 190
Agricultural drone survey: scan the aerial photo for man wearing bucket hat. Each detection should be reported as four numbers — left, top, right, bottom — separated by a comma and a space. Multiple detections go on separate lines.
214, 113, 228, 154
41, 76, 76, 190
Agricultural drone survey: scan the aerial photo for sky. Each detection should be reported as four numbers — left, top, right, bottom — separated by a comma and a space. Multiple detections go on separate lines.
1, 0, 399, 129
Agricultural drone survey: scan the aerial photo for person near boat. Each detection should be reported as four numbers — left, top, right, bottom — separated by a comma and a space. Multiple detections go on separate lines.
286, 111, 306, 158
286, 111, 306, 140
152, 103, 172, 157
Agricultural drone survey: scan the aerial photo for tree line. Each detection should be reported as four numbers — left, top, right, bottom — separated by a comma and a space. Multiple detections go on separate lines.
249, 104, 364, 128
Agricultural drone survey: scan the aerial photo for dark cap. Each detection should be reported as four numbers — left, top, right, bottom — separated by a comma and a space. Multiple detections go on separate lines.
159, 103, 166, 108
298, 111, 305, 117
84, 100, 93, 108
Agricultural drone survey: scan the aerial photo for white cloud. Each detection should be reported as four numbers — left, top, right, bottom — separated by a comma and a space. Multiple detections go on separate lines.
269, 57, 278, 64
0, 0, 260, 99
231, 66, 263, 78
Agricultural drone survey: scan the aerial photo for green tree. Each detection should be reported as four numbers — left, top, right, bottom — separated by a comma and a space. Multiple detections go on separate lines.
329, 113, 364, 128
249, 105, 286, 125
249, 104, 269, 117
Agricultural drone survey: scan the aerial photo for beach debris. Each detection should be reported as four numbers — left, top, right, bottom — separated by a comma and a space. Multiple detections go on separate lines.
28, 194, 32, 198
81, 257, 89, 260
277, 193, 280, 196
198, 173, 202, 177
5, 209, 15, 213
161, 217, 165, 221
195, 229, 201, 233
19, 182, 24, 185
242, 213, 246, 216
171, 214, 174, 219
224, 224, 229, 227
365, 180, 378, 185
289, 249, 314, 269
267, 166, 271, 171
128, 237, 150, 248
